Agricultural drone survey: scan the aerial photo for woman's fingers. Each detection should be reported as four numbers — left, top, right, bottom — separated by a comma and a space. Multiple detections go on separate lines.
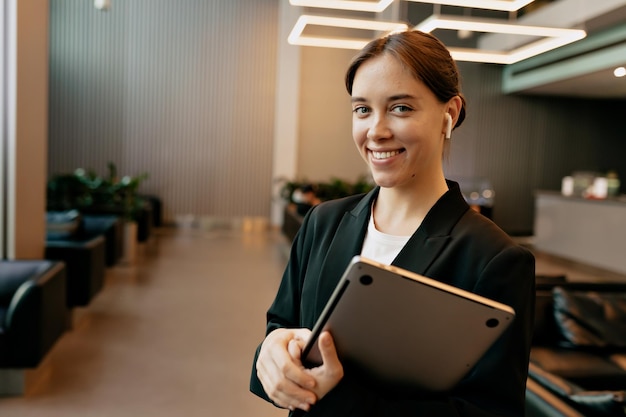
304, 331, 344, 400
256, 328, 317, 410
288, 338, 304, 362
257, 361, 314, 411
317, 331, 342, 372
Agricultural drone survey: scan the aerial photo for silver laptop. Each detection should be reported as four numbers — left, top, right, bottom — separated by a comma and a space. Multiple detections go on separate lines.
302, 256, 515, 391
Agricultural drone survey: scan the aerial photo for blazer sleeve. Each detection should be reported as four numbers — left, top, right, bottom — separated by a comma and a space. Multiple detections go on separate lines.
249, 207, 315, 402
299, 245, 535, 417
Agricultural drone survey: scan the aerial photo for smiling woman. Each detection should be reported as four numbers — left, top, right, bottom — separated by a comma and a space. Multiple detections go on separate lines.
345, 31, 465, 235
349, 56, 456, 206
251, 30, 535, 417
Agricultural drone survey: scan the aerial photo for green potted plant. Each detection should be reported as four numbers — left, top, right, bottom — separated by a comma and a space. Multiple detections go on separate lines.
47, 162, 148, 221
47, 162, 149, 265
279, 175, 374, 207
97, 163, 148, 264
277, 175, 374, 241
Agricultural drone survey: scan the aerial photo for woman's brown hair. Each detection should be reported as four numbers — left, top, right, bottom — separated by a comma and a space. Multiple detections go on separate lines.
345, 30, 467, 129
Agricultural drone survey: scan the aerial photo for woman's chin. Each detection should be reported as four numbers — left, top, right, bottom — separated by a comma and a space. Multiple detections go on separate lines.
371, 176, 397, 189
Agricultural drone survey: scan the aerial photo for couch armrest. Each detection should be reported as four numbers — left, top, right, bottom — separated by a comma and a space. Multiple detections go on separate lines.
528, 362, 626, 417
45, 235, 106, 307
3, 261, 69, 367
526, 377, 586, 417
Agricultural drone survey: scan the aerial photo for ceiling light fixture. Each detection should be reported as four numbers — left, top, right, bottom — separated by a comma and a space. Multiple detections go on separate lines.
288, 15, 408, 50
406, 0, 535, 12
415, 14, 586, 64
614, 67, 626, 78
289, 0, 394, 13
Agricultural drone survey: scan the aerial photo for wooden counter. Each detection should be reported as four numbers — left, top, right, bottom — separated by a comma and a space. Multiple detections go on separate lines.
534, 191, 626, 275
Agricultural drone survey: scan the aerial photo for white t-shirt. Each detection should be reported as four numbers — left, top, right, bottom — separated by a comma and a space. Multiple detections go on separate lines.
360, 208, 411, 265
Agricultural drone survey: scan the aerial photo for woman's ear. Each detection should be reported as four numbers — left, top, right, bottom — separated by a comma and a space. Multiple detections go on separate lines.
446, 96, 463, 128
444, 113, 453, 139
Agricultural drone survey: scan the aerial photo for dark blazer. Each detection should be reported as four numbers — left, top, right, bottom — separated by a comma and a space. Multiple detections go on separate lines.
251, 181, 535, 417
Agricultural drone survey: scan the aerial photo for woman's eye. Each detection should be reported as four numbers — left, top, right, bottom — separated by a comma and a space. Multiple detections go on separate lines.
353, 106, 369, 115
391, 105, 412, 114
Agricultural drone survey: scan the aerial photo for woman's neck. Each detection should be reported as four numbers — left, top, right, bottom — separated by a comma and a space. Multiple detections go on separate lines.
373, 176, 448, 236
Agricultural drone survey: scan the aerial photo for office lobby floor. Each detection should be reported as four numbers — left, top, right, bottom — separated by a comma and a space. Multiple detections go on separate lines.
0, 226, 288, 417
1, 224, 624, 416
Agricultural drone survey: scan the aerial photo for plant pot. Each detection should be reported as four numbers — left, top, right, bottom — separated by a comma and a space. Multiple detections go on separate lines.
121, 221, 138, 265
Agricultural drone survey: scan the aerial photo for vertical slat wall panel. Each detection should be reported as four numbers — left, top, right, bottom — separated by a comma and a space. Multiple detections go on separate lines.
48, 0, 279, 222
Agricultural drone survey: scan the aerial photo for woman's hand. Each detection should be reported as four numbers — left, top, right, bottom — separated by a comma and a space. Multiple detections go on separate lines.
257, 329, 345, 411
256, 328, 318, 411
300, 331, 344, 400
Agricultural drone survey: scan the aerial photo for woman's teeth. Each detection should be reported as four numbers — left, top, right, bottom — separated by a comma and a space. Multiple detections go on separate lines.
372, 150, 400, 160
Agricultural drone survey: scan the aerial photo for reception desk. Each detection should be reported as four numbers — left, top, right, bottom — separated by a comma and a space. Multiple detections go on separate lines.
534, 190, 626, 275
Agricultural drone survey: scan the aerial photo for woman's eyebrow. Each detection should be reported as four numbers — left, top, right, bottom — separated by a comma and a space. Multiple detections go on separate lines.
389, 93, 416, 101
351, 93, 417, 103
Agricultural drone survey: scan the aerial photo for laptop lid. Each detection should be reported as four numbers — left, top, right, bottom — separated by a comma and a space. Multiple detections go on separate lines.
302, 256, 515, 391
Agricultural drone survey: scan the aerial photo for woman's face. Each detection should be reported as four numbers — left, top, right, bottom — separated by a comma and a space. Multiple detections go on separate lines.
351, 54, 449, 190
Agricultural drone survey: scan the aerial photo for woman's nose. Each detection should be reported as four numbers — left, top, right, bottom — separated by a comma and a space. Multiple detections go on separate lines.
366, 116, 392, 141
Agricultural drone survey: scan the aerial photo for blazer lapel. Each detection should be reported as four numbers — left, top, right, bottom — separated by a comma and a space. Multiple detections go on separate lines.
393, 180, 469, 276
311, 181, 468, 314
314, 189, 378, 314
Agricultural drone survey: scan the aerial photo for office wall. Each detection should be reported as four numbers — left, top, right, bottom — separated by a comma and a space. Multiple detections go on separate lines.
48, 0, 279, 222
297, 47, 367, 183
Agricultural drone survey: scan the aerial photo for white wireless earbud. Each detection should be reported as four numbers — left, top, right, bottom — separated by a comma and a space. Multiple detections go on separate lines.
445, 113, 453, 139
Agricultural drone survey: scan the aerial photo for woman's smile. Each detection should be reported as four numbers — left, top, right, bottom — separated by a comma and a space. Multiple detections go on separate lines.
370, 149, 405, 161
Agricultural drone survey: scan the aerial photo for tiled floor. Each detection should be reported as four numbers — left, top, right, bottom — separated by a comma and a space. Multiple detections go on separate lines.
1, 225, 624, 416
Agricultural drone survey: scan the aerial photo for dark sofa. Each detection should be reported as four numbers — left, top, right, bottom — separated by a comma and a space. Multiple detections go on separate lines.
47, 210, 123, 267
82, 214, 124, 267
45, 234, 106, 308
526, 280, 626, 416
81, 202, 153, 243
0, 260, 69, 368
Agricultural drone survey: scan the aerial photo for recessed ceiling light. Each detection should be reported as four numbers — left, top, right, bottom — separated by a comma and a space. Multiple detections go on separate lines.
614, 67, 626, 78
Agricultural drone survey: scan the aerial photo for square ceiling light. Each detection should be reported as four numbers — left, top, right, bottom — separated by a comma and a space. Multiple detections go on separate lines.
406, 0, 535, 12
289, 0, 395, 13
415, 14, 586, 64
288, 15, 409, 50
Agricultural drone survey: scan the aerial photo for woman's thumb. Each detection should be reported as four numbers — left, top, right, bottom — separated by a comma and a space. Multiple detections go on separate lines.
318, 331, 340, 365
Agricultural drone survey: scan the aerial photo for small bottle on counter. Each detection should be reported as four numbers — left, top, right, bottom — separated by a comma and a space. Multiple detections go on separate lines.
607, 171, 621, 197
592, 177, 608, 199
561, 176, 574, 196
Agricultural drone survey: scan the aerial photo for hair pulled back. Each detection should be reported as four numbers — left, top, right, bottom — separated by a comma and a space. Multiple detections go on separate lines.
345, 30, 466, 129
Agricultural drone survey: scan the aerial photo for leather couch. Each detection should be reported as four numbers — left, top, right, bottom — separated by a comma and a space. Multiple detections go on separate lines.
0, 260, 69, 368
47, 210, 123, 267
82, 214, 124, 267
45, 234, 106, 308
526, 280, 626, 416
81, 201, 153, 243
46, 210, 114, 307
